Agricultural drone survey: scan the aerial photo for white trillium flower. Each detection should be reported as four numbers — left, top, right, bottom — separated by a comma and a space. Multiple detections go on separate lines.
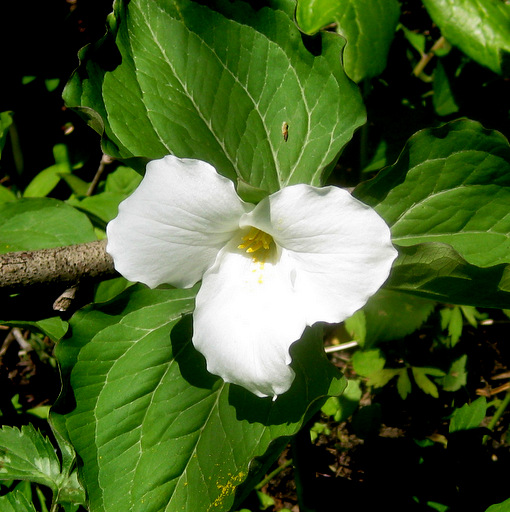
106, 155, 397, 398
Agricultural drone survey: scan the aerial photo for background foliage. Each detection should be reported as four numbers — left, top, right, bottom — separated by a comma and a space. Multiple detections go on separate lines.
0, 1, 509, 511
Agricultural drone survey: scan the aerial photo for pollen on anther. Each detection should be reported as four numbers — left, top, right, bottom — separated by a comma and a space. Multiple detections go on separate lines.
238, 227, 273, 254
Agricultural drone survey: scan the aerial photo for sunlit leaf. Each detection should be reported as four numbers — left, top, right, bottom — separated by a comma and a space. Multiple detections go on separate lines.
345, 289, 435, 348
0, 198, 97, 253
0, 491, 37, 512
52, 285, 345, 512
64, 0, 365, 192
295, 0, 400, 82
449, 397, 487, 433
412, 367, 445, 398
355, 119, 510, 309
422, 0, 510, 76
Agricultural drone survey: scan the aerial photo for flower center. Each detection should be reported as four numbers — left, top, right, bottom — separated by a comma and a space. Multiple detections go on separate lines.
238, 227, 273, 253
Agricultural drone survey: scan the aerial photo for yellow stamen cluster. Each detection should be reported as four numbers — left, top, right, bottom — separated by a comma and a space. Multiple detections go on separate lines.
238, 227, 273, 253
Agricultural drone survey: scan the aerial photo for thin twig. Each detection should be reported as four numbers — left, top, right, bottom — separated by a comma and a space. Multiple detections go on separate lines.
324, 340, 359, 353
0, 239, 117, 293
254, 459, 294, 490
412, 36, 447, 79
86, 153, 114, 196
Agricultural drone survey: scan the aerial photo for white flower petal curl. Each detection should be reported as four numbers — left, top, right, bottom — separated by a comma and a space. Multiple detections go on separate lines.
106, 155, 251, 288
240, 184, 398, 326
193, 235, 306, 398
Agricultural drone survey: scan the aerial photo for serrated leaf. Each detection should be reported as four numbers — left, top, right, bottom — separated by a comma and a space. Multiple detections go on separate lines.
0, 198, 97, 253
440, 306, 463, 346
367, 368, 401, 388
64, 0, 365, 192
412, 367, 444, 398
355, 119, 510, 309
296, 0, 400, 82
439, 354, 468, 392
422, 0, 510, 76
0, 425, 61, 492
0, 491, 37, 512
449, 397, 487, 433
52, 284, 345, 512
352, 349, 386, 376
397, 369, 412, 399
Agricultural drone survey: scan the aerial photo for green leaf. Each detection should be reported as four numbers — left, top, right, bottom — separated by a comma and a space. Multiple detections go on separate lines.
386, 242, 510, 308
367, 368, 402, 389
0, 198, 97, 253
422, 0, 510, 76
412, 367, 444, 398
64, 0, 365, 192
321, 379, 362, 422
433, 60, 459, 116
52, 285, 345, 512
59, 174, 89, 196
296, 0, 401, 82
438, 354, 468, 392
23, 164, 68, 198
397, 369, 412, 399
485, 496, 510, 512
104, 165, 142, 195
0, 425, 61, 492
0, 318, 68, 343
0, 491, 37, 512
352, 349, 386, 376
69, 192, 126, 225
355, 119, 510, 308
0, 185, 17, 204
0, 111, 14, 160
345, 289, 435, 348
23, 145, 72, 198
449, 397, 487, 433
440, 306, 463, 346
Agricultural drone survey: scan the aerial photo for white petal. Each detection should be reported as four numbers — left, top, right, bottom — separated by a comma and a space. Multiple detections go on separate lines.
106, 155, 251, 288
241, 185, 398, 325
192, 234, 307, 398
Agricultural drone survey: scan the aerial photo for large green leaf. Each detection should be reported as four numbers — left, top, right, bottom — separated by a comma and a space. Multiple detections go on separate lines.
422, 0, 510, 76
52, 285, 345, 512
0, 198, 97, 253
295, 0, 400, 82
354, 119, 510, 308
64, 0, 365, 193
386, 242, 510, 308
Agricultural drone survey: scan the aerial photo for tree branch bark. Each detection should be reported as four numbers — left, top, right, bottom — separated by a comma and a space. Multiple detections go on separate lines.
0, 240, 118, 294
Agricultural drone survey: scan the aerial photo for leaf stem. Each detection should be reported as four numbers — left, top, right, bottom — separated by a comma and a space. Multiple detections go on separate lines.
483, 389, 510, 444
324, 340, 359, 353
254, 458, 293, 490
412, 36, 446, 79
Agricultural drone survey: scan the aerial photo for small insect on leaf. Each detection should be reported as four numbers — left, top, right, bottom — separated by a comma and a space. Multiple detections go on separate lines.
282, 122, 289, 142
